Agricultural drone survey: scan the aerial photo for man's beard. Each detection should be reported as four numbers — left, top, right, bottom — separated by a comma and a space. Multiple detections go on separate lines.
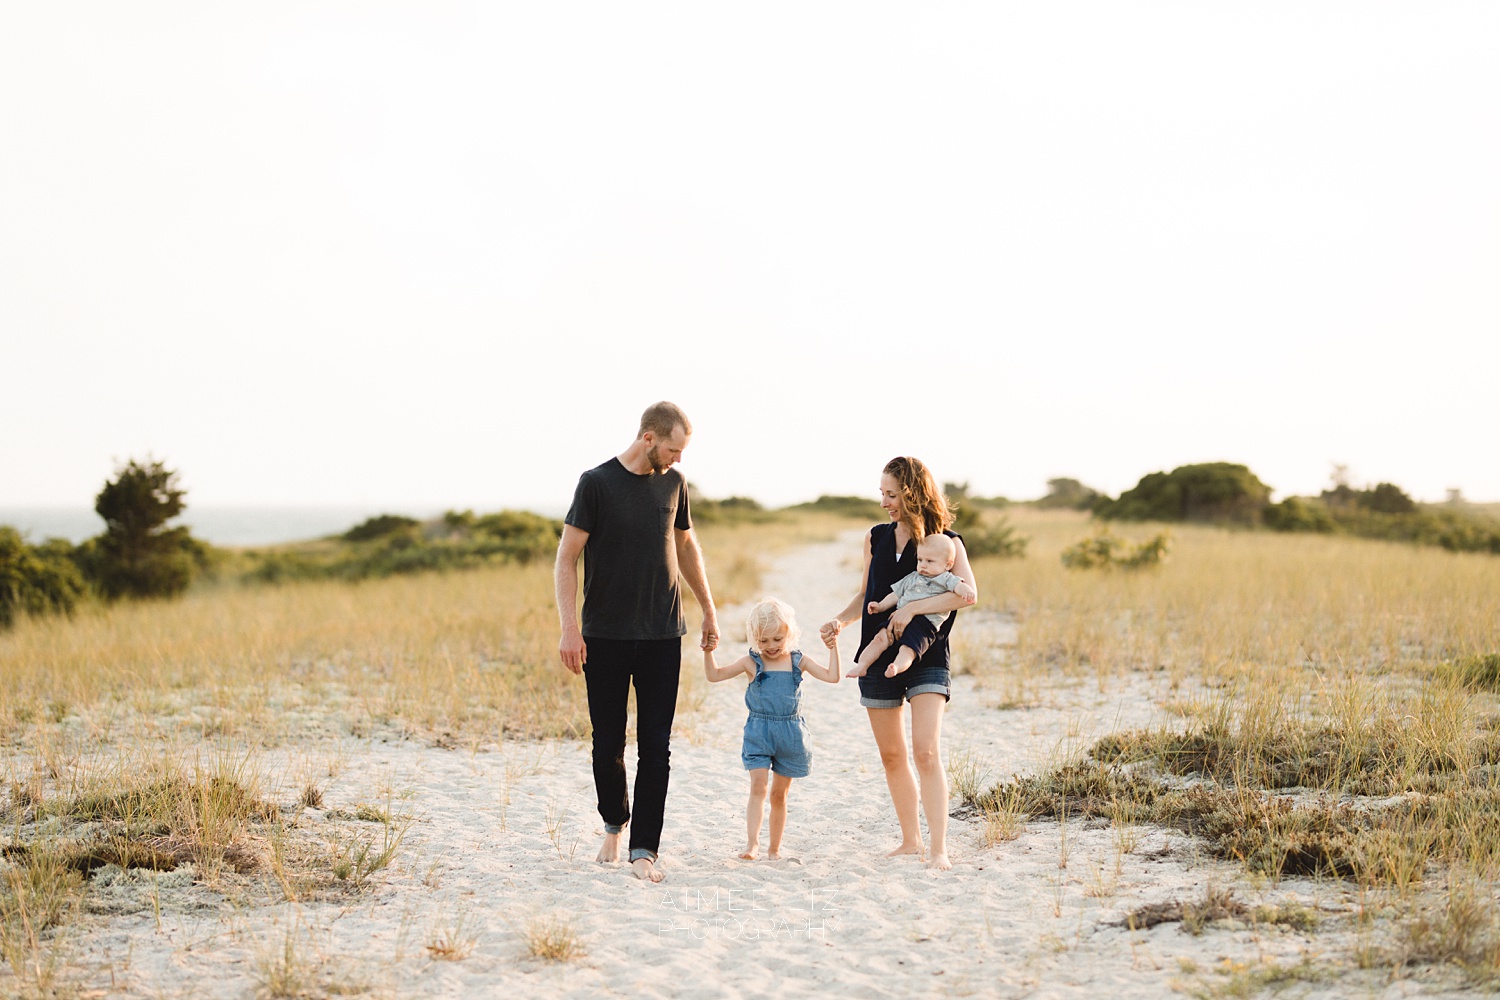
646, 445, 670, 473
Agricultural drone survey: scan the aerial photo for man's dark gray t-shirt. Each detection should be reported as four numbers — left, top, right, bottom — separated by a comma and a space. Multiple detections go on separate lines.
565, 458, 692, 641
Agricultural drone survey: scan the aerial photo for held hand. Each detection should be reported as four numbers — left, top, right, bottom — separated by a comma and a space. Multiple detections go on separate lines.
819, 619, 843, 646
559, 632, 587, 675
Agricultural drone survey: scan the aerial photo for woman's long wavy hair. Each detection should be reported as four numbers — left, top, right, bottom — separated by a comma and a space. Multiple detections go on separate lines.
883, 456, 952, 543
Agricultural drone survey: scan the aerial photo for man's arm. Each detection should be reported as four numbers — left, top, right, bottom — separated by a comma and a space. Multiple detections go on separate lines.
555, 524, 590, 674
675, 527, 719, 651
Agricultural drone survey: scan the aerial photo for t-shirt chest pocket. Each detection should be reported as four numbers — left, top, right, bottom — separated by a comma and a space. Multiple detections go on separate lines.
657, 504, 675, 532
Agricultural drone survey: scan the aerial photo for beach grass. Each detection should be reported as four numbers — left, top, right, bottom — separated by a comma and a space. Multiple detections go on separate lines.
966, 507, 1500, 982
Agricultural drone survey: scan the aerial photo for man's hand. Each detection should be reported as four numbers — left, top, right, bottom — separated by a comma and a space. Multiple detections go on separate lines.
559, 630, 587, 675
700, 614, 720, 652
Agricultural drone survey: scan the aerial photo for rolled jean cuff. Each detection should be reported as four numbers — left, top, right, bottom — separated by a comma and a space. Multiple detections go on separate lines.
629, 848, 657, 863
604, 823, 624, 835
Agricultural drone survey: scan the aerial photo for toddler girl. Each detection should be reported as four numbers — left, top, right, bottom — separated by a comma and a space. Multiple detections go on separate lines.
703, 597, 840, 859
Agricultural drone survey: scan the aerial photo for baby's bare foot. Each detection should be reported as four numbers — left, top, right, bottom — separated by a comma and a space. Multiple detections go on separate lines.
928, 852, 952, 871
767, 850, 781, 860
885, 660, 911, 678
886, 841, 924, 858
739, 845, 758, 860
596, 832, 621, 864
631, 857, 665, 882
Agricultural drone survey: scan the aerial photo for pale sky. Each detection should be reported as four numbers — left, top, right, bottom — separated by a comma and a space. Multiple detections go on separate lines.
4, 2, 1497, 511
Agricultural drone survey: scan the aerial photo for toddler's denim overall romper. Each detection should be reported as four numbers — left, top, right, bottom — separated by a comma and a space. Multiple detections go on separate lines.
741, 650, 811, 778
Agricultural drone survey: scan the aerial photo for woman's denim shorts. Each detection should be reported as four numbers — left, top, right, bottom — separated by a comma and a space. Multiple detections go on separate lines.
858, 661, 951, 709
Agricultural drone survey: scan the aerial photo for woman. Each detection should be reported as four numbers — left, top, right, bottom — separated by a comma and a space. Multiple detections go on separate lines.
821, 456, 977, 870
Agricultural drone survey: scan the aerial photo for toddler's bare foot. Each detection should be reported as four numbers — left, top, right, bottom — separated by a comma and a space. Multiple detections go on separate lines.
885, 841, 923, 858
631, 857, 665, 882
767, 849, 781, 860
845, 664, 868, 678
928, 852, 952, 871
739, 844, 758, 860
885, 660, 911, 678
597, 832, 621, 863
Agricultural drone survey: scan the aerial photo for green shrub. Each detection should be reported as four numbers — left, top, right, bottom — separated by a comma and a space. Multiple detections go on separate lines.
1263, 496, 1337, 533
1034, 477, 1103, 511
0, 528, 88, 628
685, 485, 773, 525
245, 509, 563, 584
88, 459, 209, 600
1060, 530, 1171, 570
950, 499, 1028, 559
342, 514, 420, 543
1096, 463, 1271, 525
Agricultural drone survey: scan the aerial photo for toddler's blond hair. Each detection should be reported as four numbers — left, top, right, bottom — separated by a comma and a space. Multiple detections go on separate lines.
744, 597, 800, 651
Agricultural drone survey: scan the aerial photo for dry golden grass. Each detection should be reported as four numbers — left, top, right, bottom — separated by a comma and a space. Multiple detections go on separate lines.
975, 508, 1500, 691
969, 507, 1500, 982
0, 509, 861, 748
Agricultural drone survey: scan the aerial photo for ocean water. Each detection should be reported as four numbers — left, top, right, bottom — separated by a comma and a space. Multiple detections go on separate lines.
0, 506, 447, 547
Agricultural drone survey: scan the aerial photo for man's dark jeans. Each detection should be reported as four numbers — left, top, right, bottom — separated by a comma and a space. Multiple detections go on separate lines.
582, 636, 681, 862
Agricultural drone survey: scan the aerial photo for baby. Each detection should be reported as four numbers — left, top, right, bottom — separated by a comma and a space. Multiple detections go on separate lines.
848, 533, 976, 679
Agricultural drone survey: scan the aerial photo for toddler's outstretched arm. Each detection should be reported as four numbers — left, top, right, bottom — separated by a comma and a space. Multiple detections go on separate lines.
704, 649, 753, 683
799, 635, 841, 684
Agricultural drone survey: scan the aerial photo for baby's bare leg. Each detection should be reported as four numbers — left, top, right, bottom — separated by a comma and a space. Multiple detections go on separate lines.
742, 769, 769, 859
885, 645, 917, 677
851, 628, 893, 675
767, 773, 793, 859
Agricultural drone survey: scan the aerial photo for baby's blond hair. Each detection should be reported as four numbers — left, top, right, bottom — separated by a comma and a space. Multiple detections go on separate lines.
918, 533, 957, 567
744, 597, 800, 651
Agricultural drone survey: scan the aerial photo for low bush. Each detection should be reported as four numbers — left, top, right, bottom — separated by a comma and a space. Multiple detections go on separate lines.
1060, 530, 1170, 570
0, 528, 88, 629
785, 495, 886, 520
1096, 463, 1271, 526
245, 509, 564, 584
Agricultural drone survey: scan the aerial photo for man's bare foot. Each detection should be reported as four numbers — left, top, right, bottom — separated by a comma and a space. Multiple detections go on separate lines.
631, 857, 665, 882
886, 841, 924, 858
739, 845, 758, 860
928, 852, 952, 871
597, 832, 621, 864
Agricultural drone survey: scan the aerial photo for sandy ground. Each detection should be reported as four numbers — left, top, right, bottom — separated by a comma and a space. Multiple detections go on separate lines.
21, 530, 1478, 998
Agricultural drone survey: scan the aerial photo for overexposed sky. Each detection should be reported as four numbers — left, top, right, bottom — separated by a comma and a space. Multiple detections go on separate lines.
4, 2, 1497, 510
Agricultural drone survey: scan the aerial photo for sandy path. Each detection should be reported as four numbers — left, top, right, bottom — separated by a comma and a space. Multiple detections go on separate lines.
59, 530, 1459, 998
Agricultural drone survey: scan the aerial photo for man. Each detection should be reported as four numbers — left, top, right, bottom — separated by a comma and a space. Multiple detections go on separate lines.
555, 401, 718, 882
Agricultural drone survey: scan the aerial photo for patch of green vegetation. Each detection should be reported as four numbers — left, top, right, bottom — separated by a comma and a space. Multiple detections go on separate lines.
1060, 529, 1170, 570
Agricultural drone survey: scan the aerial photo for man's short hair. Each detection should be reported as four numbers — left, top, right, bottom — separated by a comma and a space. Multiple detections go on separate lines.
639, 401, 692, 440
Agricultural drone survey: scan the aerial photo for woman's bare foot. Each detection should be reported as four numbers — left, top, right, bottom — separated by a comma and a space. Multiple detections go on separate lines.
631, 857, 665, 882
928, 852, 952, 871
885, 841, 924, 858
597, 832, 621, 863
739, 844, 758, 860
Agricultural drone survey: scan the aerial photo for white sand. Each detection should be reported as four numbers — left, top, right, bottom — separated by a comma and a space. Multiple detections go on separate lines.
18, 530, 1475, 998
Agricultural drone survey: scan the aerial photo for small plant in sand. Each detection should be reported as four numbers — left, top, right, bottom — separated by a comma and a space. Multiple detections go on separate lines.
523, 913, 586, 962
425, 907, 478, 961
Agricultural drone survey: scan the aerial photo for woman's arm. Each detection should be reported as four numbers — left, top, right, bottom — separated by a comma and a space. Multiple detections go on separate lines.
888, 537, 978, 637
820, 531, 874, 645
